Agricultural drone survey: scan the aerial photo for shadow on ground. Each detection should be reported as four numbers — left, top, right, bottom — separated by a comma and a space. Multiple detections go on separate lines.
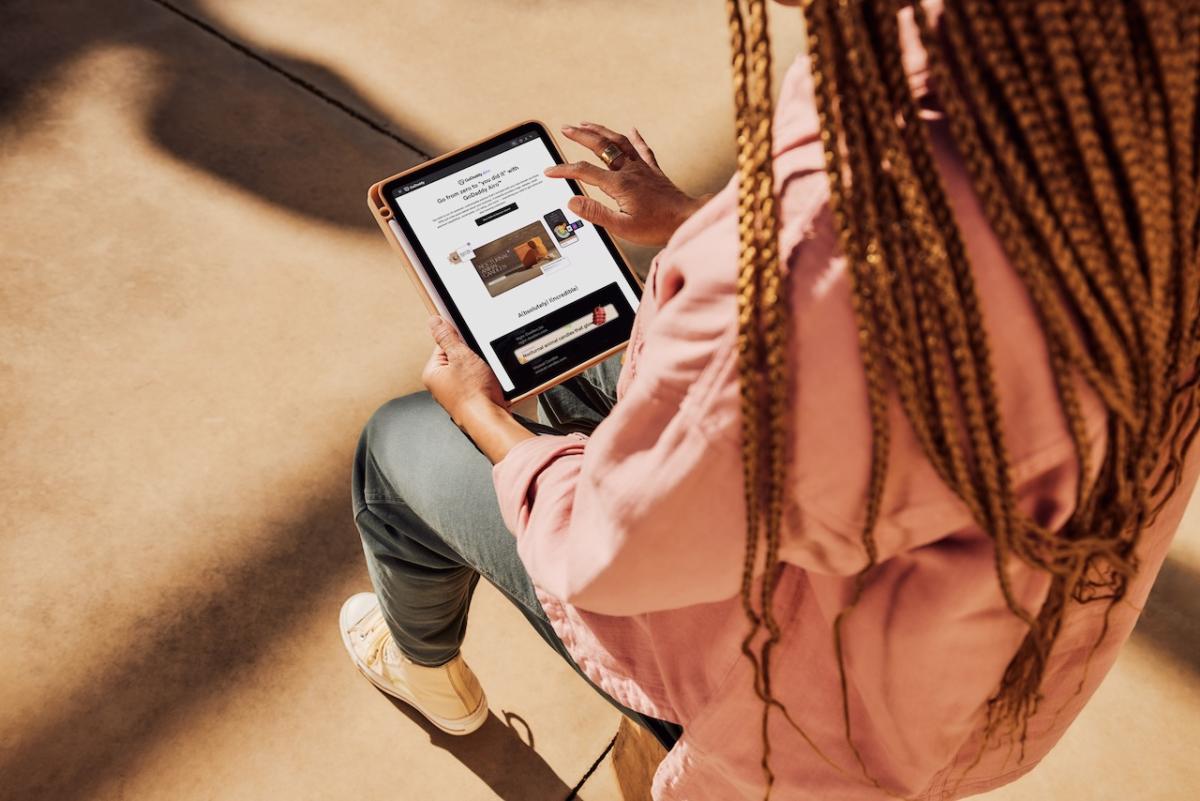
0, 482, 576, 801
0, 490, 355, 801
1131, 556, 1200, 675
0, 0, 701, 277
0, 0, 416, 231
384, 702, 579, 801
0, 1, 581, 799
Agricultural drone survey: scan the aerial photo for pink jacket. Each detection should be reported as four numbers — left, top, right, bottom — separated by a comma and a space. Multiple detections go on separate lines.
492, 19, 1192, 800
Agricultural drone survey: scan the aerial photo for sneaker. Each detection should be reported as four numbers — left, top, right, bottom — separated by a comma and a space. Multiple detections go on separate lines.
339, 592, 488, 735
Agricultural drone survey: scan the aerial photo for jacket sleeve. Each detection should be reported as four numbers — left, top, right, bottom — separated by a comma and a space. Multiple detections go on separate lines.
490, 169, 788, 615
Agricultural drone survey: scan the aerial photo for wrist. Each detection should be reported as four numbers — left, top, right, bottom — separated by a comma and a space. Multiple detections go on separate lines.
450, 393, 506, 429
452, 394, 536, 464
672, 192, 712, 234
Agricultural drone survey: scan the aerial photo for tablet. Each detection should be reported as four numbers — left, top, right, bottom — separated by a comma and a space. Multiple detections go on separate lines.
368, 120, 642, 404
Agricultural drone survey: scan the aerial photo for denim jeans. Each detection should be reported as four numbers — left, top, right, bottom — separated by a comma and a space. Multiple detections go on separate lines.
351, 355, 683, 751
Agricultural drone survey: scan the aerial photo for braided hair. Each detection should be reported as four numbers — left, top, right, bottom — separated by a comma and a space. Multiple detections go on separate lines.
725, 0, 1200, 795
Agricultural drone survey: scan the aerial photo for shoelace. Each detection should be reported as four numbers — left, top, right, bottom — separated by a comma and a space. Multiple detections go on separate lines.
355, 607, 396, 671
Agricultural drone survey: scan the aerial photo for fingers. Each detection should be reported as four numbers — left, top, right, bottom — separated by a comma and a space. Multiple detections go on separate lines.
578, 122, 634, 157
560, 124, 617, 158
561, 122, 638, 168
630, 127, 661, 173
427, 316, 467, 355
544, 160, 616, 191
567, 195, 626, 234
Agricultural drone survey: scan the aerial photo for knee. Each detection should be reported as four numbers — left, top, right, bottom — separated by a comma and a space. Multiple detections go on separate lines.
351, 390, 467, 517
365, 391, 431, 437
350, 394, 425, 521
360, 391, 437, 465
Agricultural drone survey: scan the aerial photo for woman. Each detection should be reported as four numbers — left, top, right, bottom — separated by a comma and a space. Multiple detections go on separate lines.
342, 1, 1200, 798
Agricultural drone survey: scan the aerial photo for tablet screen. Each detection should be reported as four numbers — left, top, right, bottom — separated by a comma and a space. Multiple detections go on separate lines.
383, 122, 641, 399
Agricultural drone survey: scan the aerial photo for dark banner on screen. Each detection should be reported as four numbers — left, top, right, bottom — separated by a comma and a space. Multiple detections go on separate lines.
489, 282, 634, 388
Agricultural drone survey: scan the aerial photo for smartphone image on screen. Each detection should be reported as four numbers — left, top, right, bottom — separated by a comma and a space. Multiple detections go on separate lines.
544, 209, 579, 246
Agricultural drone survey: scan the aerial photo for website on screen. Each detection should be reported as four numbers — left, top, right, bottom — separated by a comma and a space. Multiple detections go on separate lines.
392, 132, 639, 391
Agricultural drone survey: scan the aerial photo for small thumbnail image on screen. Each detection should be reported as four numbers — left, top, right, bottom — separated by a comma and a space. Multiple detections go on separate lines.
543, 209, 579, 247
467, 220, 563, 297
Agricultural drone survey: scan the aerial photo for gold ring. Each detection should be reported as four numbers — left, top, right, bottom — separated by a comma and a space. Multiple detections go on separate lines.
599, 143, 625, 169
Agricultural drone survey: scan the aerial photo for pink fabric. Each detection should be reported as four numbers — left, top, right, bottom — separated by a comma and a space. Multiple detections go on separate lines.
492, 14, 1193, 800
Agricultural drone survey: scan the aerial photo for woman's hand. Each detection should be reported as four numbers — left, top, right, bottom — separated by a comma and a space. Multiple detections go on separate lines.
544, 122, 711, 247
422, 316, 503, 424
422, 316, 535, 463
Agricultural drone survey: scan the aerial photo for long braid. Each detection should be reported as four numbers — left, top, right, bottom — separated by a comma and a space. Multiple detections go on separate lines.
727, 0, 785, 792
727, 0, 765, 677
744, 0, 790, 722
724, 1, 1200, 797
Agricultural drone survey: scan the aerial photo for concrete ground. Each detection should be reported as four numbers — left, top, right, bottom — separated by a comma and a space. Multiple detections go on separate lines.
0, 2, 1195, 800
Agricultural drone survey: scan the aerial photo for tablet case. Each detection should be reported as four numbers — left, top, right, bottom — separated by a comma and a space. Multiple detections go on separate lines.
367, 119, 641, 405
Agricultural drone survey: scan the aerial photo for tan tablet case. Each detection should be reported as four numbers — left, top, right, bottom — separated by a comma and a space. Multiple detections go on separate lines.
367, 119, 640, 405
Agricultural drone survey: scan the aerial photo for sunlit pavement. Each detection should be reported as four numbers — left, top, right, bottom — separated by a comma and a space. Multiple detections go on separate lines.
1, 2, 1195, 799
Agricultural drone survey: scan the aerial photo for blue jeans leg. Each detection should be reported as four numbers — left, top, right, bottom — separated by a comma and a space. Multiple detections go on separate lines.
350, 371, 681, 750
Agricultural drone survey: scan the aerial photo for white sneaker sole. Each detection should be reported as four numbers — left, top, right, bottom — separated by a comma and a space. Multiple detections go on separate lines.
339, 602, 489, 736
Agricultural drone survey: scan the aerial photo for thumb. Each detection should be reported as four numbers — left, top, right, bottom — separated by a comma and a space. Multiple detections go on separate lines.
568, 195, 624, 233
428, 316, 467, 354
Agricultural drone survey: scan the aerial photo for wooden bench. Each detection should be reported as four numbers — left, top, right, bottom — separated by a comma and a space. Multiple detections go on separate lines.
611, 717, 668, 801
